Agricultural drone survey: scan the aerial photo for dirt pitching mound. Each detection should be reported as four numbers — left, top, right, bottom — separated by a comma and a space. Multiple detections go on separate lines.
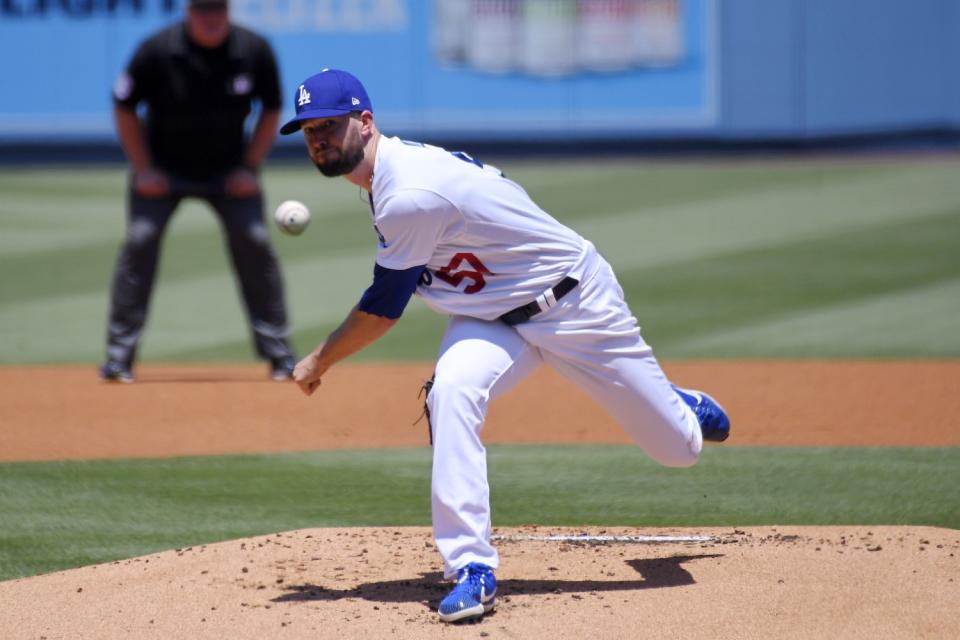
3, 525, 957, 639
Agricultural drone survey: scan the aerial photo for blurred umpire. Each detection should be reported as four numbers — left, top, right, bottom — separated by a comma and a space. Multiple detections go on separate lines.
101, 0, 296, 383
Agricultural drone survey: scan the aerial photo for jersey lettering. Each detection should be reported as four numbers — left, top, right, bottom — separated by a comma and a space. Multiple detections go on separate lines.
435, 252, 492, 294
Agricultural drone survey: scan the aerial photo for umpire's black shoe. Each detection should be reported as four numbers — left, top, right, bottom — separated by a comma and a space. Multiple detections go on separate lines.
270, 356, 296, 381
99, 360, 134, 384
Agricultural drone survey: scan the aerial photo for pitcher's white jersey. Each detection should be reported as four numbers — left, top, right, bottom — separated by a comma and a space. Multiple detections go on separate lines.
369, 135, 591, 320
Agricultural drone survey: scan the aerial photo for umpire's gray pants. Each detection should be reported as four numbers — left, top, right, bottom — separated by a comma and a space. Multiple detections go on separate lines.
105, 183, 294, 367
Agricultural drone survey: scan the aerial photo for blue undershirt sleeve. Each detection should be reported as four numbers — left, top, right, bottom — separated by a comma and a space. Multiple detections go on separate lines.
357, 263, 426, 319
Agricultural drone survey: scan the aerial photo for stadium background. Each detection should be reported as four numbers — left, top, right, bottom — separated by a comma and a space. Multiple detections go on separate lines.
0, 3, 958, 635
2, 0, 959, 147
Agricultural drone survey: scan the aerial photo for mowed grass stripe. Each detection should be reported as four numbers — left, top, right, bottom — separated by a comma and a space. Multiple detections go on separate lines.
581, 160, 960, 271
1, 158, 936, 289
3, 158, 959, 362
268, 154, 889, 222
0, 168, 124, 198
0, 445, 956, 581
4, 207, 956, 362
163, 296, 450, 363
2, 159, 953, 296
0, 197, 124, 255
0, 166, 384, 258
64, 203, 960, 362
619, 210, 960, 355
0, 168, 128, 256
281, 208, 960, 363
501, 157, 883, 220
673, 277, 960, 357
141, 251, 379, 361
0, 249, 378, 363
0, 196, 373, 306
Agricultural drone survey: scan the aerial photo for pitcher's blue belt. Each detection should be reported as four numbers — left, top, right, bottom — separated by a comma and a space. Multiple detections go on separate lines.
499, 277, 579, 326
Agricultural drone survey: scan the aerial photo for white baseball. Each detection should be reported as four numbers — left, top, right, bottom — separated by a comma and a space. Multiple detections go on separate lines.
274, 200, 311, 236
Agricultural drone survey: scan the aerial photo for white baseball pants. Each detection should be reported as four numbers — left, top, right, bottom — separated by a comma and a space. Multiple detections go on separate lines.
427, 255, 703, 578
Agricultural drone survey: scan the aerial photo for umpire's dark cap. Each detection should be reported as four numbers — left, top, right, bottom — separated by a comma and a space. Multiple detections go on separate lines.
189, 0, 227, 6
280, 69, 373, 135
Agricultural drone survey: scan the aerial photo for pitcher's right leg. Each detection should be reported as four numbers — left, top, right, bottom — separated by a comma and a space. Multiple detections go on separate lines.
428, 316, 541, 580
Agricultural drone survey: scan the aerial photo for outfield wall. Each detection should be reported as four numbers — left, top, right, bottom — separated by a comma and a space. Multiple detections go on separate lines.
720, 0, 960, 139
0, 0, 957, 144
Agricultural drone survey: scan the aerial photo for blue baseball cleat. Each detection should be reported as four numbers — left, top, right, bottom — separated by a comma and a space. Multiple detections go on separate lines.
438, 562, 497, 623
672, 385, 731, 442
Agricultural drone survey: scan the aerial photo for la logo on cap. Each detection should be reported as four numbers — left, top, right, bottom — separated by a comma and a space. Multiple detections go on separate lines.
279, 69, 372, 136
297, 84, 311, 107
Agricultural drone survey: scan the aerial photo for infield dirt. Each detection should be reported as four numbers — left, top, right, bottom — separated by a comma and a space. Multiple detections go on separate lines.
2, 360, 958, 462
1, 361, 958, 639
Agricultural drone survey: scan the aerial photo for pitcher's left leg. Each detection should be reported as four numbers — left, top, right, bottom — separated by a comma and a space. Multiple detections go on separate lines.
543, 348, 702, 467
521, 259, 702, 467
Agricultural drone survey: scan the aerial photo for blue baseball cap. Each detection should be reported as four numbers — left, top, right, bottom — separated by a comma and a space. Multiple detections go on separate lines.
279, 69, 373, 135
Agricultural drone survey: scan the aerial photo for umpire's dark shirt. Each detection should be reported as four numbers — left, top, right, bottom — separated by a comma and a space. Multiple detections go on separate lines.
113, 22, 281, 180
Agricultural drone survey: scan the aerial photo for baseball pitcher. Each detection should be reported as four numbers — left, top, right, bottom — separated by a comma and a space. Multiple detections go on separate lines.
282, 69, 730, 624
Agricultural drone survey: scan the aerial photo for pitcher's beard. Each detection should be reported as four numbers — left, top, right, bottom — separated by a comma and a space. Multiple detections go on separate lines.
312, 146, 364, 177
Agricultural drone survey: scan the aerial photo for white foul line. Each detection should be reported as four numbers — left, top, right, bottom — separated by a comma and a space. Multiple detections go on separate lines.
492, 534, 714, 544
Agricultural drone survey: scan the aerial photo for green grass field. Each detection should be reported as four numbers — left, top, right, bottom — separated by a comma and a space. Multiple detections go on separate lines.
2, 155, 959, 362
1, 154, 958, 581
1, 446, 957, 581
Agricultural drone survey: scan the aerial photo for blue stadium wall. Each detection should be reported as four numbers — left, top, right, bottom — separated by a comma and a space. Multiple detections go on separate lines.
720, 0, 960, 139
0, 0, 957, 146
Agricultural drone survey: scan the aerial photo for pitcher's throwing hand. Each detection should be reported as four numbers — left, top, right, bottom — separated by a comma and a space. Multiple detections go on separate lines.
292, 354, 324, 395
